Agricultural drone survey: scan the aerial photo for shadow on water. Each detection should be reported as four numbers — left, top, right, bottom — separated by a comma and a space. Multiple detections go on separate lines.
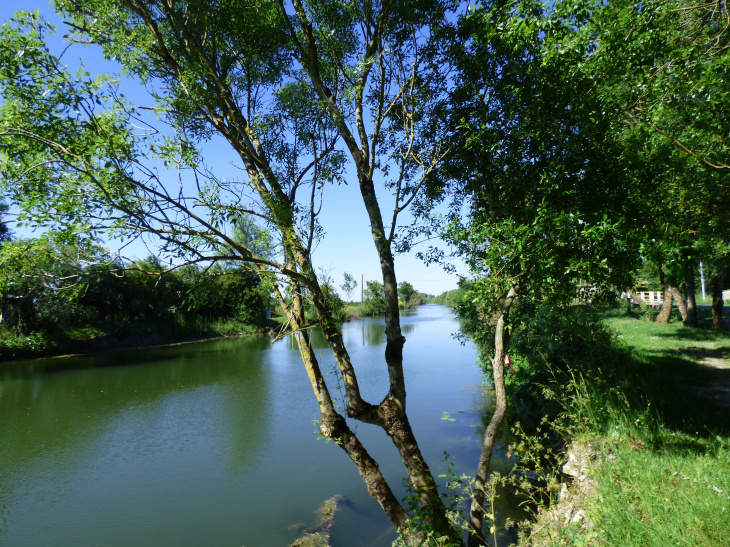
0, 334, 273, 379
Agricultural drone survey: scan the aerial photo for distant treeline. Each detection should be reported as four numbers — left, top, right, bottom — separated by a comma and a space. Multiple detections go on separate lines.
431, 286, 467, 307
361, 280, 430, 315
1, 247, 271, 359
4, 255, 269, 333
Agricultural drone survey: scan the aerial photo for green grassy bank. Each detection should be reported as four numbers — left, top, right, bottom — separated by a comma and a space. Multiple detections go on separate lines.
522, 306, 730, 547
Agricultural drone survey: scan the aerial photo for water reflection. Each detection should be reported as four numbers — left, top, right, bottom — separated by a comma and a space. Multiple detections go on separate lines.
0, 336, 276, 546
0, 305, 525, 547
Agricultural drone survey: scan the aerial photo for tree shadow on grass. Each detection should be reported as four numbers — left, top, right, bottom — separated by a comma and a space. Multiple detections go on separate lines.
630, 348, 730, 436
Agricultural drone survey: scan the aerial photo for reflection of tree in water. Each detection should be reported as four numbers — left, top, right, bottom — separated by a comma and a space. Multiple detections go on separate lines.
401, 323, 415, 335
473, 388, 497, 439
286, 327, 330, 351
0, 335, 275, 504
472, 387, 517, 455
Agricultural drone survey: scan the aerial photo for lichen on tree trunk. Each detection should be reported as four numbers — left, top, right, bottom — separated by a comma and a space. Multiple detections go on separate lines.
656, 286, 674, 323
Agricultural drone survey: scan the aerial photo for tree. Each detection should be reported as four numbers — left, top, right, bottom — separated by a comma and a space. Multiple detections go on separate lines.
416, 1, 644, 539
340, 272, 357, 304
363, 280, 387, 316
397, 281, 416, 308
432, 0, 730, 538
0, 3, 461, 540
573, 0, 730, 329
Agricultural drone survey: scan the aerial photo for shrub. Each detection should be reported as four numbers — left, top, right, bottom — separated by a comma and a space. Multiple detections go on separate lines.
0, 330, 51, 359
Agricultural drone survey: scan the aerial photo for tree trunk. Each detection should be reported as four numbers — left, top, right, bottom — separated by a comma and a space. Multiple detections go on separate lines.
626, 290, 632, 314
628, 289, 646, 307
660, 264, 666, 295
353, 172, 454, 536
683, 260, 698, 328
671, 286, 688, 321
712, 269, 725, 329
272, 279, 412, 533
656, 286, 674, 323
277, 4, 455, 537
469, 284, 518, 545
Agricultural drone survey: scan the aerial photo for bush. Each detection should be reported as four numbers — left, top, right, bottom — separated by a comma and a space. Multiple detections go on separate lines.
487, 305, 632, 431
363, 280, 386, 315
0, 330, 51, 359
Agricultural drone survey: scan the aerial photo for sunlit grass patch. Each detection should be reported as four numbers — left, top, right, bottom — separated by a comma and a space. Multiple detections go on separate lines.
587, 431, 730, 547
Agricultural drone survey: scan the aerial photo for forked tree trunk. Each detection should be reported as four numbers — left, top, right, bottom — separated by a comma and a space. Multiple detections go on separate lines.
656, 286, 674, 323
683, 261, 698, 328
283, 2, 454, 533
469, 284, 519, 545
272, 278, 412, 532
713, 269, 726, 329
354, 173, 454, 539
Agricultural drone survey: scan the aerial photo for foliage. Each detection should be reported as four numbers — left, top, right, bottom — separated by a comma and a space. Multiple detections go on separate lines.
560, 0, 730, 313
431, 286, 467, 307
313, 270, 347, 323
0, 200, 11, 242
340, 272, 357, 304
397, 281, 416, 308
0, 238, 270, 349
492, 306, 632, 431
0, 330, 51, 359
363, 280, 386, 316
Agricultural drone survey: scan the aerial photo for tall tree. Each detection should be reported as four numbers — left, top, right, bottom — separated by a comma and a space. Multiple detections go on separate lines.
415, 1, 643, 540
397, 281, 416, 306
340, 271, 357, 303
584, 0, 730, 327
0, 2, 461, 540
434, 0, 730, 538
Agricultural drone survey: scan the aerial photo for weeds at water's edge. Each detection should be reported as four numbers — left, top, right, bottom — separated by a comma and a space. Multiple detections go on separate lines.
503, 307, 730, 547
392, 305, 730, 546
0, 315, 275, 361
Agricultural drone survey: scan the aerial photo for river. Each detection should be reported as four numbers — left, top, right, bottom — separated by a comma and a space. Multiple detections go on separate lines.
0, 304, 523, 547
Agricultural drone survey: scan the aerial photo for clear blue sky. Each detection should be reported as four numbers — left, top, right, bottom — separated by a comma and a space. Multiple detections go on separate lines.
1, 1, 464, 297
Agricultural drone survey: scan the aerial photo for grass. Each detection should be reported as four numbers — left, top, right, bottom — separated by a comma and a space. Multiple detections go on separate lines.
598, 306, 730, 352
584, 306, 730, 432
522, 304, 730, 547
588, 432, 730, 547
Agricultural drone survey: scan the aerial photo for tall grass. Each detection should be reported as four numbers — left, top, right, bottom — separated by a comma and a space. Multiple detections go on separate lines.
522, 305, 730, 547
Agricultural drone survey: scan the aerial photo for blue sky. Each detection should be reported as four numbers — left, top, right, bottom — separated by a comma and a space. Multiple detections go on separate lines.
0, 1, 464, 297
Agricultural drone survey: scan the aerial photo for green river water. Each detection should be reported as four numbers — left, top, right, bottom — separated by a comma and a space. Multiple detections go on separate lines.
0, 304, 524, 547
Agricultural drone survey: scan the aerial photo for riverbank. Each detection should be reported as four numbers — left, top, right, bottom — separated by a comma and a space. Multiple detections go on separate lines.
519, 306, 730, 547
0, 303, 393, 362
0, 316, 280, 362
